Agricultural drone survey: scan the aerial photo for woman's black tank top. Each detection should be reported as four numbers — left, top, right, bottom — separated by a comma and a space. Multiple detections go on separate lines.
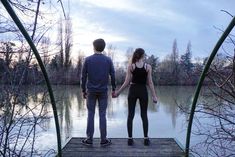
131, 63, 148, 84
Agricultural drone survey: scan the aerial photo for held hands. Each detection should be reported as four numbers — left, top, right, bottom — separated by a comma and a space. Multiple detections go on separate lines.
112, 91, 119, 98
83, 92, 87, 99
112, 91, 116, 98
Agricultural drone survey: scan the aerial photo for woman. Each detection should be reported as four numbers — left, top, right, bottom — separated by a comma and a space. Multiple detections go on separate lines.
115, 48, 158, 146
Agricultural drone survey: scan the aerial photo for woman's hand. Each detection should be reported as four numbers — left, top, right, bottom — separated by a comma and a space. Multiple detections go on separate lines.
152, 96, 158, 103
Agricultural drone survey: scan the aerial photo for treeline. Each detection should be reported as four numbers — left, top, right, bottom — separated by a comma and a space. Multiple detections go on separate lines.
0, 8, 232, 86
115, 40, 205, 86
1, 38, 232, 86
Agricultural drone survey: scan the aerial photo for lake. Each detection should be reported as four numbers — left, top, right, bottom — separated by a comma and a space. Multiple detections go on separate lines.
35, 86, 196, 154
1, 85, 214, 156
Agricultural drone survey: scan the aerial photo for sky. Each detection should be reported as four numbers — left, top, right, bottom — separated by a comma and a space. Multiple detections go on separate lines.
1, 0, 235, 62
64, 0, 235, 61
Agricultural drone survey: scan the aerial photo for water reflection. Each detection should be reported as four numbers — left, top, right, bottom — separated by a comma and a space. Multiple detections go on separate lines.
157, 86, 195, 128
49, 86, 196, 144
1, 85, 197, 155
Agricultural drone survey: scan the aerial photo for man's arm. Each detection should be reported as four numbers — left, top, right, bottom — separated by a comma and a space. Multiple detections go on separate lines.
81, 59, 87, 97
110, 59, 116, 91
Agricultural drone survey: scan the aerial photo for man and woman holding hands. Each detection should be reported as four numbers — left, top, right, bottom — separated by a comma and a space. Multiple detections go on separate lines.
81, 38, 158, 147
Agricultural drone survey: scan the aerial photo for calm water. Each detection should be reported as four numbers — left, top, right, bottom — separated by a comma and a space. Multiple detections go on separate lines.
2, 85, 207, 155
34, 86, 197, 153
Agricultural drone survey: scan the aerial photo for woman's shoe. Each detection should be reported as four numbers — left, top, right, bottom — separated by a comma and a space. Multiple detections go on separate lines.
144, 138, 150, 146
128, 138, 133, 146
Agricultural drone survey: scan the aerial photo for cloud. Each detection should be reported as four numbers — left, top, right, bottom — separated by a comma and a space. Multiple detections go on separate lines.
78, 0, 141, 13
2, 0, 235, 61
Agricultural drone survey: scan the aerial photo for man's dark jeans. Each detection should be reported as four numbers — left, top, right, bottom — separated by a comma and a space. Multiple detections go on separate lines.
86, 91, 108, 140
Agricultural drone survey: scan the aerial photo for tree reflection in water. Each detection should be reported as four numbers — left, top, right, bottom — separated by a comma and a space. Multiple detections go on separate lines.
3, 85, 218, 156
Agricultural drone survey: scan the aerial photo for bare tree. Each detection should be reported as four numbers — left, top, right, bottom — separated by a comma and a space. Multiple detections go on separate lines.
64, 16, 72, 69
0, 0, 65, 156
57, 17, 64, 68
171, 39, 179, 83
105, 44, 116, 61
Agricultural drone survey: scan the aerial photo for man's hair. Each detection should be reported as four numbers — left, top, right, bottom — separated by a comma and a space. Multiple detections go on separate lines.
93, 38, 106, 52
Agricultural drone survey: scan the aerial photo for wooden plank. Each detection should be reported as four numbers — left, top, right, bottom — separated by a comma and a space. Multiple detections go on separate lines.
62, 138, 185, 157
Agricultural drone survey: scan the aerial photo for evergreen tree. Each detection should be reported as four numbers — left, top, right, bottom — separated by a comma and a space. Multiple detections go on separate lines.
146, 54, 159, 84
180, 41, 193, 76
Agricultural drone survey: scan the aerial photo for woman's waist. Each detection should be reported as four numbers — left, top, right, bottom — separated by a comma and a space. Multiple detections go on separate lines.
130, 82, 147, 87
129, 83, 148, 94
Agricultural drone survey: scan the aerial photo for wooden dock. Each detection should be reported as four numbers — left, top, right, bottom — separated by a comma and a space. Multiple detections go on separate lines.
62, 138, 185, 157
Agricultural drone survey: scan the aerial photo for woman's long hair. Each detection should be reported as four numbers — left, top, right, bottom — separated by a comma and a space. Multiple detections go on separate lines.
131, 48, 145, 63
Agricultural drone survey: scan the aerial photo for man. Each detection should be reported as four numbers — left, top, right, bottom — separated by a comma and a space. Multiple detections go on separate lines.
81, 38, 116, 146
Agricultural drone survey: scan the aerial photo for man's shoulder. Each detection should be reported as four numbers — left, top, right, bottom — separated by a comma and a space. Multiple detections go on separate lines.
103, 55, 112, 60
85, 54, 112, 62
86, 54, 94, 58
85, 54, 95, 61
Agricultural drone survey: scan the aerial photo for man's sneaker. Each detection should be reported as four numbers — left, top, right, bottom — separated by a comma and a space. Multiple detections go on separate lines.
81, 138, 93, 146
144, 138, 150, 146
127, 138, 133, 146
100, 139, 112, 147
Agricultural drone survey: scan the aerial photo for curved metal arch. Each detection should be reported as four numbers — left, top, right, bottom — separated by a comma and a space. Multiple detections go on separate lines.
185, 16, 235, 157
0, 0, 62, 156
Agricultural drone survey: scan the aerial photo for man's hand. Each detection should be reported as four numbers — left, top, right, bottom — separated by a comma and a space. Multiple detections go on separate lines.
83, 92, 87, 99
112, 91, 116, 98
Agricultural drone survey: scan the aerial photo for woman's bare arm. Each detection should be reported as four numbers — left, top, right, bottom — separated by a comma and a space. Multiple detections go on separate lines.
116, 65, 132, 96
147, 64, 158, 102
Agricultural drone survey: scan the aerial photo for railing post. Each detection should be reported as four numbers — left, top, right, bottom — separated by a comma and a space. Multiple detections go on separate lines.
185, 16, 235, 157
0, 0, 62, 156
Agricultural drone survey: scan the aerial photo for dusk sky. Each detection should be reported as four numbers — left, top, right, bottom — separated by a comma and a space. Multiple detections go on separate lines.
67, 0, 235, 61
1, 0, 235, 62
